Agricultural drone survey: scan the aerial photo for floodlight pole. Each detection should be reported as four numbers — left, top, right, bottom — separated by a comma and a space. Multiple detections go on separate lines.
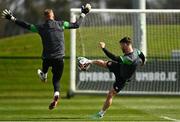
132, 0, 147, 56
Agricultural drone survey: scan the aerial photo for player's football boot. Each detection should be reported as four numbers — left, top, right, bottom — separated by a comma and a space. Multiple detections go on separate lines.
37, 69, 47, 82
91, 112, 104, 119
77, 57, 91, 71
49, 95, 59, 110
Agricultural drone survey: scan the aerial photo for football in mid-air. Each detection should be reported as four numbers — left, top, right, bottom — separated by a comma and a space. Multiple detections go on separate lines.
77, 57, 91, 71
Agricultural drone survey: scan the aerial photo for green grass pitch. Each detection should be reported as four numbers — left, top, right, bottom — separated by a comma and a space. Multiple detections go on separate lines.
0, 29, 180, 121
1, 95, 180, 121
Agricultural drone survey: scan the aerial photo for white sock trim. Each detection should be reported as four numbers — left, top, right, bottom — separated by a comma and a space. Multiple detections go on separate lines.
99, 110, 106, 115
54, 91, 59, 97
80, 13, 86, 18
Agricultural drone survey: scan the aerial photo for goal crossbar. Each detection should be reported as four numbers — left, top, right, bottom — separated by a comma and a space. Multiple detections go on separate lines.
71, 8, 180, 13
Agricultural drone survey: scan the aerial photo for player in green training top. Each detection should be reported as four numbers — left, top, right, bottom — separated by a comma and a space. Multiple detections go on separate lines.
78, 37, 145, 119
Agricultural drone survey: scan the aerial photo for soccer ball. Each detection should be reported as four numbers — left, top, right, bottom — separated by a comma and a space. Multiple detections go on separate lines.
77, 57, 91, 71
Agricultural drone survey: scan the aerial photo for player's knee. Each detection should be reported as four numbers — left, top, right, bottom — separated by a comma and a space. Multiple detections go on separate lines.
107, 61, 112, 65
106, 61, 113, 68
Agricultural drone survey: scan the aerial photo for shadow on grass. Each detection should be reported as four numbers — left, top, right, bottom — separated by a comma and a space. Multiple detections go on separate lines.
24, 116, 166, 122
9, 118, 167, 122
29, 117, 83, 121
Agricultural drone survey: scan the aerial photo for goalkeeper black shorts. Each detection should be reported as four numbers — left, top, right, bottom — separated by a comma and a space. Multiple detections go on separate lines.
106, 61, 126, 93
42, 58, 64, 92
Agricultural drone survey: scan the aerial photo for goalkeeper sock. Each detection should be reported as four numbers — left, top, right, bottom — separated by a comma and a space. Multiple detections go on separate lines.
54, 91, 59, 97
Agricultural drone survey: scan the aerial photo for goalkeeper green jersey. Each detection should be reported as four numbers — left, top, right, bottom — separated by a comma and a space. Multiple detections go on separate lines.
14, 16, 84, 59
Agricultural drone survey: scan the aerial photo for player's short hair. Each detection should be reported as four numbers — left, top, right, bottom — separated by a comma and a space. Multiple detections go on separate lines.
119, 37, 132, 45
44, 9, 53, 17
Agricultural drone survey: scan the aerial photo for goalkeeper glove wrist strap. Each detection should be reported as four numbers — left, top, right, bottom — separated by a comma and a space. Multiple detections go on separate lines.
80, 13, 86, 18
11, 16, 16, 22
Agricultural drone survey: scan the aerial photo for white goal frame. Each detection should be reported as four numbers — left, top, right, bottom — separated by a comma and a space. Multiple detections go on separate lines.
69, 9, 180, 95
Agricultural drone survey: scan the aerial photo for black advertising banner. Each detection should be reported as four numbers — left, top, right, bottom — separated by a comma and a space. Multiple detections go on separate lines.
76, 60, 180, 93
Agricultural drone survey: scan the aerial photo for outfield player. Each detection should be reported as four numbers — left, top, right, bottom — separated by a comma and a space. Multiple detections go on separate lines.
79, 37, 145, 119
1, 4, 91, 110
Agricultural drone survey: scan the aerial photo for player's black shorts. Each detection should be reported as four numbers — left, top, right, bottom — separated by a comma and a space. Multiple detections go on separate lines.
106, 61, 126, 93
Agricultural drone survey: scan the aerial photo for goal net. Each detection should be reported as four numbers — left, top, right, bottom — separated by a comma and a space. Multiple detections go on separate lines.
70, 9, 180, 95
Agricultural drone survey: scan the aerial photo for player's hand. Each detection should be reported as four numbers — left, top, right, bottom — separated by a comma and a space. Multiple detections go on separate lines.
1, 9, 16, 21
81, 3, 91, 15
99, 42, 106, 49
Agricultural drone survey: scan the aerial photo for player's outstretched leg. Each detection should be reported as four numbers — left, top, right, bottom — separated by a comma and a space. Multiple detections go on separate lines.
78, 57, 108, 71
92, 89, 117, 119
90, 59, 108, 68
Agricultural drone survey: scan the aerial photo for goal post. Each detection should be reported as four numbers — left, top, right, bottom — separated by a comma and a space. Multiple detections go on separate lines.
69, 12, 76, 94
69, 9, 180, 95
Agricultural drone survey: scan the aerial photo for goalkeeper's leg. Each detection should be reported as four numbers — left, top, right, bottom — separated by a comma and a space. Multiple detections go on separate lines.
37, 59, 49, 82
49, 59, 64, 110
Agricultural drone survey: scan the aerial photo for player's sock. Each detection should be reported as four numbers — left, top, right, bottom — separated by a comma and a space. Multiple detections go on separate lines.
91, 110, 105, 119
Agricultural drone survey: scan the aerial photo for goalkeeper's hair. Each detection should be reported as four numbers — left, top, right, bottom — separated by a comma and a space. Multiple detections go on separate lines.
119, 37, 132, 45
44, 9, 53, 17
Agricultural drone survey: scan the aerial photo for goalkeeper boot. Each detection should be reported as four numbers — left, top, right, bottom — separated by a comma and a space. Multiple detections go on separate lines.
37, 69, 47, 83
49, 92, 59, 110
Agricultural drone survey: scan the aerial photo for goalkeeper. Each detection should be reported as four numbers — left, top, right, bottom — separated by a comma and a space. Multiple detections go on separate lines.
79, 37, 145, 119
1, 4, 91, 110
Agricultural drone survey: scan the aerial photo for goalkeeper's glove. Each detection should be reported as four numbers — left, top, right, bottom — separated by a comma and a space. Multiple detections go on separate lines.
1, 9, 16, 21
81, 3, 91, 17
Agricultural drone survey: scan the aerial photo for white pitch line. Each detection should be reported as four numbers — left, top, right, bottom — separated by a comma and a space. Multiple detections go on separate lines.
161, 116, 180, 122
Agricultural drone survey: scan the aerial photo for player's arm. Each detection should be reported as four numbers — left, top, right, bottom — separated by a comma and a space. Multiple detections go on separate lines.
138, 51, 146, 66
102, 48, 121, 62
1, 9, 38, 33
15, 20, 38, 32
62, 4, 91, 29
99, 42, 122, 62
